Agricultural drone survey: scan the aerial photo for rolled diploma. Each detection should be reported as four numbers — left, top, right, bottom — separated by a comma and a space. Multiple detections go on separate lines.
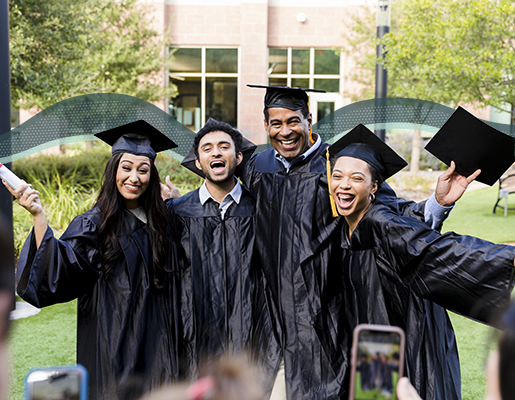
0, 163, 26, 191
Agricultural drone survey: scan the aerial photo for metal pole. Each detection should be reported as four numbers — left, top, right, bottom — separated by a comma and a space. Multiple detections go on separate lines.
374, 0, 390, 142
0, 0, 15, 297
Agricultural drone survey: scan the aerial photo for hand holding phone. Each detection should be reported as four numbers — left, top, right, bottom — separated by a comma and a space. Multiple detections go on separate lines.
348, 324, 405, 400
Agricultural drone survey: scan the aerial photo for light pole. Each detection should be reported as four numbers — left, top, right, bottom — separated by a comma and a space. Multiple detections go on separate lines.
375, 0, 391, 142
0, 0, 15, 297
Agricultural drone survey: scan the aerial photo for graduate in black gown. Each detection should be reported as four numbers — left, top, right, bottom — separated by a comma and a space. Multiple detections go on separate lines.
8, 121, 180, 400
168, 118, 279, 380
239, 85, 476, 400
325, 124, 515, 400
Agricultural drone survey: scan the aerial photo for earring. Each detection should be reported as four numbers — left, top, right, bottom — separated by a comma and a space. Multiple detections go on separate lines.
369, 193, 376, 202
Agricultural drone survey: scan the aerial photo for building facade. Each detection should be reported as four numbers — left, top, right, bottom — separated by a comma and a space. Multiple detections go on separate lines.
155, 0, 367, 143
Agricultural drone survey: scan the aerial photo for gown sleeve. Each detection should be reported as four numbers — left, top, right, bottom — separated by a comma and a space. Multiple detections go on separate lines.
16, 212, 102, 308
372, 182, 449, 229
239, 154, 259, 196
372, 207, 515, 325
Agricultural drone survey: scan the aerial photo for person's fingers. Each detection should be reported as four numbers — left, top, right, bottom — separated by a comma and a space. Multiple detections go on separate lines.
19, 187, 39, 202
449, 160, 456, 173
439, 161, 455, 180
396, 377, 422, 400
1, 180, 16, 196
2, 181, 30, 198
466, 169, 481, 183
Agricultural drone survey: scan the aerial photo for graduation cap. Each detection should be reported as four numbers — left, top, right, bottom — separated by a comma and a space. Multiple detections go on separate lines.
181, 124, 257, 179
323, 124, 408, 216
326, 124, 408, 179
425, 106, 515, 186
94, 120, 177, 161
247, 84, 325, 111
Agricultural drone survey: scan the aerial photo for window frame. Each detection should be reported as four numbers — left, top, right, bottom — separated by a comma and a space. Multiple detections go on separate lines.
267, 47, 344, 93
168, 46, 240, 129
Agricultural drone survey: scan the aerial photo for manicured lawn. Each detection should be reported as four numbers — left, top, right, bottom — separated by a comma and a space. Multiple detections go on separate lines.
7, 185, 514, 400
442, 185, 515, 243
8, 299, 77, 400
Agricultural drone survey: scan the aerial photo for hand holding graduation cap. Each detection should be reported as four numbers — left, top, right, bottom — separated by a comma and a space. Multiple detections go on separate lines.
434, 161, 481, 207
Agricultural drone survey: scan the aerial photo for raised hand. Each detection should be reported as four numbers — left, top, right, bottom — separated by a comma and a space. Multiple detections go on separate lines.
435, 161, 481, 207
2, 181, 43, 216
160, 175, 181, 200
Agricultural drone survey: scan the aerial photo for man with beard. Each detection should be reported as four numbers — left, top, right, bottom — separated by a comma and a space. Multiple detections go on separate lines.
168, 118, 278, 380
239, 85, 481, 400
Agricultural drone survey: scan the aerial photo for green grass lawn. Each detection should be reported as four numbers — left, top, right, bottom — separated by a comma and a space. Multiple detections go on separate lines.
7, 185, 515, 400
8, 299, 77, 400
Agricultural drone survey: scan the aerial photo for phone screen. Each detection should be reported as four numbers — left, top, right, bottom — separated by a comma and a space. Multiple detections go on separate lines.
353, 329, 402, 400
25, 365, 88, 400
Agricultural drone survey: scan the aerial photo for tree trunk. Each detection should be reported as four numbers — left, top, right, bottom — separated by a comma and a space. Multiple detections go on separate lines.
410, 129, 421, 173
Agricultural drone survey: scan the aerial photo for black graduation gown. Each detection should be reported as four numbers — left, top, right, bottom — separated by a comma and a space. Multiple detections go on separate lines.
336, 201, 515, 400
240, 143, 425, 400
16, 207, 180, 400
168, 188, 279, 380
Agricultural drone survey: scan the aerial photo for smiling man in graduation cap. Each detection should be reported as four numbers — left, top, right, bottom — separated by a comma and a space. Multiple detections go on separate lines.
238, 85, 484, 400
10, 120, 180, 400
167, 118, 279, 380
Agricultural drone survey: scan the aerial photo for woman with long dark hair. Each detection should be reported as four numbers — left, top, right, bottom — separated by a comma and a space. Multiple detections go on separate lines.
6, 121, 179, 400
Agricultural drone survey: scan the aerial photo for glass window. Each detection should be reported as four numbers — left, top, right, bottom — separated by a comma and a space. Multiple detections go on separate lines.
314, 49, 340, 75
269, 48, 287, 75
291, 78, 309, 88
206, 49, 238, 73
292, 49, 310, 74
317, 102, 335, 122
170, 48, 201, 73
168, 47, 239, 129
269, 77, 287, 87
268, 48, 341, 93
314, 79, 339, 93
169, 78, 202, 131
206, 78, 238, 127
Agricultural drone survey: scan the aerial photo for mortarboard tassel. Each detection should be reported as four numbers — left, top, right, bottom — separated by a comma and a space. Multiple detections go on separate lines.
307, 99, 315, 145
326, 147, 339, 217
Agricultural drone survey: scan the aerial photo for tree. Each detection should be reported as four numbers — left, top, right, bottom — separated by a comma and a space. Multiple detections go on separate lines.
9, 0, 91, 109
78, 0, 177, 102
342, 0, 515, 172
340, 5, 377, 102
383, 0, 515, 121
9, 0, 177, 110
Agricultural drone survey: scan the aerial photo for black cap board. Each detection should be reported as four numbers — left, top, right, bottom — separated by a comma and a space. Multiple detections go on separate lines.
181, 132, 257, 179
247, 84, 325, 111
325, 124, 408, 180
425, 106, 515, 186
94, 120, 177, 161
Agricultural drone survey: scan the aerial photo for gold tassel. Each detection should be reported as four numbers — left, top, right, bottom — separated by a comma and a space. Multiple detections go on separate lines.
326, 148, 339, 217
307, 98, 315, 145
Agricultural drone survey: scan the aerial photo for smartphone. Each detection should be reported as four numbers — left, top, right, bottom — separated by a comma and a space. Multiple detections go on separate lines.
348, 324, 405, 400
25, 364, 88, 400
